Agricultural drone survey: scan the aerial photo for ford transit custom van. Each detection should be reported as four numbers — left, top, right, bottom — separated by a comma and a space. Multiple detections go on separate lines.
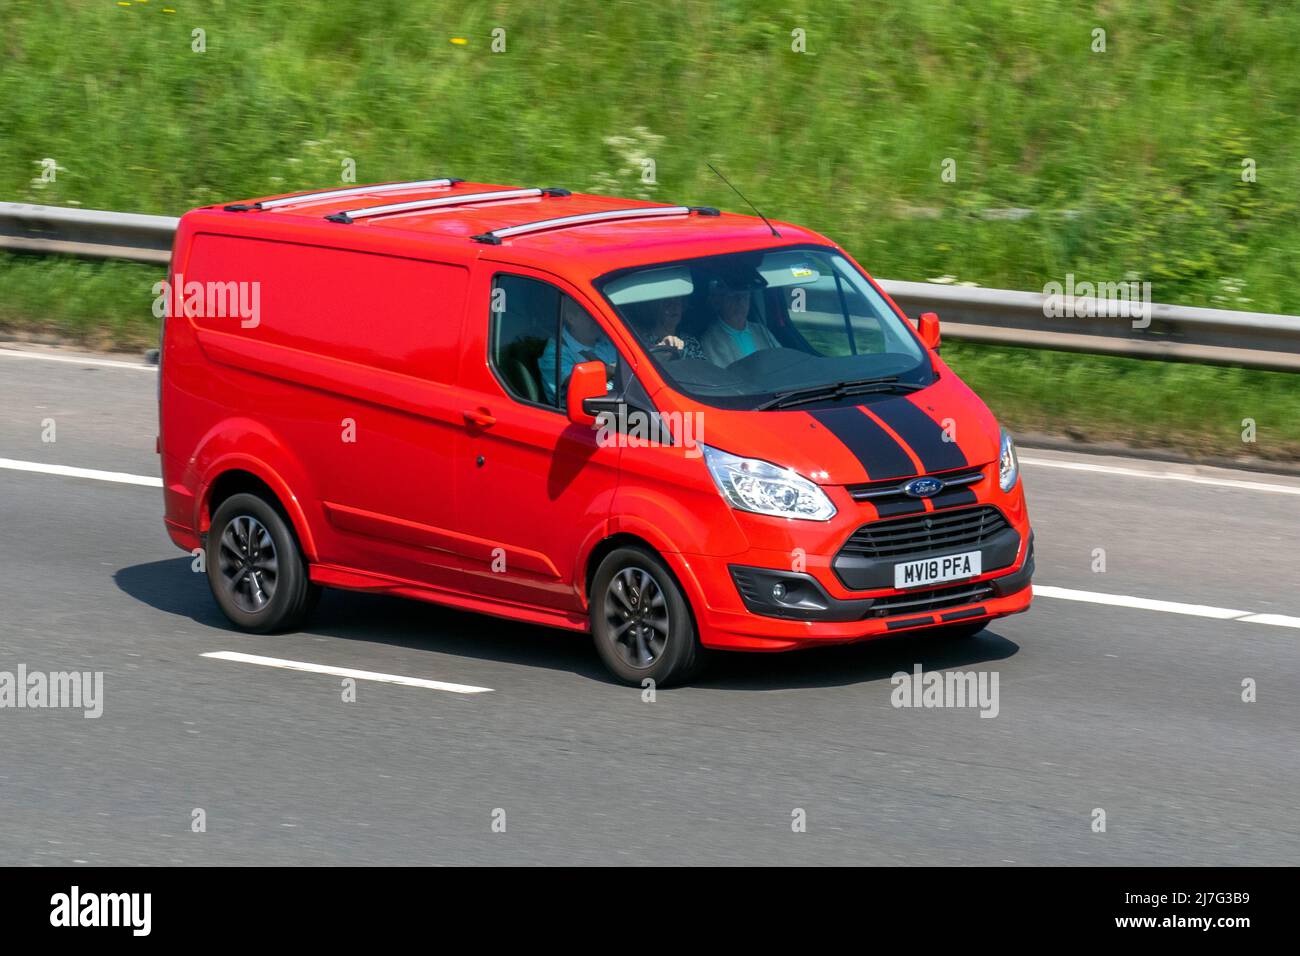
160, 178, 1033, 685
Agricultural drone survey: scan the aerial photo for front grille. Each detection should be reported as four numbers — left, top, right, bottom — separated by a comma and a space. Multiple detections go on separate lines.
868, 582, 995, 618
839, 506, 1008, 560
845, 467, 984, 503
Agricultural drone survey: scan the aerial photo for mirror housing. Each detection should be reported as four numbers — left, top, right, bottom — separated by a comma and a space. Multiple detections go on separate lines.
917, 311, 941, 351
566, 360, 608, 426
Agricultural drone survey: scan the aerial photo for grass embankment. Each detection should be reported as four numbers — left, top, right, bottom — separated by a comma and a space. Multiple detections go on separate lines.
2, 0, 1299, 309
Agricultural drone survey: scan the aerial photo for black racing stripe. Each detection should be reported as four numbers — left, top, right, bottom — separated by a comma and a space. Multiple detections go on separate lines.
873, 498, 928, 518
928, 486, 978, 510
869, 399, 968, 472
809, 407, 915, 480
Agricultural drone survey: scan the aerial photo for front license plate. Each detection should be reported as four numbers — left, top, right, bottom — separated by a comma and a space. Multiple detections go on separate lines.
894, 550, 982, 589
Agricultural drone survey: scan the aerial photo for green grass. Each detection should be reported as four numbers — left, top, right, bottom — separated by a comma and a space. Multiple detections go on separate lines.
2, 0, 1299, 311
0, 254, 162, 349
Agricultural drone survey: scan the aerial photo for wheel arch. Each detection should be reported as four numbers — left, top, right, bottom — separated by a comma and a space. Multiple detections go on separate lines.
198, 458, 318, 561
583, 533, 705, 637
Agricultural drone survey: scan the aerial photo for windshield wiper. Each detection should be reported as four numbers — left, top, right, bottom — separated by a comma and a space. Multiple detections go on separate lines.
755, 376, 925, 411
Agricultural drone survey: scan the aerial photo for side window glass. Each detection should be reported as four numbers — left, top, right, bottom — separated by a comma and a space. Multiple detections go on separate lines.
489, 275, 616, 409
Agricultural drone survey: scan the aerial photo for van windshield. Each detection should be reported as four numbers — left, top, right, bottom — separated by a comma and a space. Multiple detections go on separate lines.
596, 245, 933, 410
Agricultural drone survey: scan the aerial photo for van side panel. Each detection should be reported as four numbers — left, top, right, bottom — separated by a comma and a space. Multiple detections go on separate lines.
184, 234, 465, 381
163, 230, 473, 591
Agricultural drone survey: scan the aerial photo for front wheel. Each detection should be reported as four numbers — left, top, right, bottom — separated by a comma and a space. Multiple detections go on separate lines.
590, 546, 706, 686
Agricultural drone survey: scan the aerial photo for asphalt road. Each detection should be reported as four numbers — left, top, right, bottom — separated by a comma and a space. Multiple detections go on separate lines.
1, 344, 1297, 865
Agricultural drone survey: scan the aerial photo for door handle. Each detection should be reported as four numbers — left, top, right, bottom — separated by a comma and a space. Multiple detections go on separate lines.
462, 407, 496, 428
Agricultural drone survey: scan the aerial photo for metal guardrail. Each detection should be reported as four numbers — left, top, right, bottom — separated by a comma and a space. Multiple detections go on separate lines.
0, 202, 176, 265
878, 280, 1300, 373
3, 201, 1299, 372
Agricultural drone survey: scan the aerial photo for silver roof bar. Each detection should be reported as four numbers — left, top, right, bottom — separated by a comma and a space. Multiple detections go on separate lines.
224, 178, 463, 212
471, 205, 720, 244
325, 187, 571, 224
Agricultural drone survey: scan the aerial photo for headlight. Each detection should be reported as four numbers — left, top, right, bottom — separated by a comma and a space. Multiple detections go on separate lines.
702, 445, 836, 521
999, 429, 1020, 492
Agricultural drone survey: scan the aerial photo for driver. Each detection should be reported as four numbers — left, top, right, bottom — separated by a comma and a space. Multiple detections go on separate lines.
634, 296, 705, 360
700, 276, 778, 366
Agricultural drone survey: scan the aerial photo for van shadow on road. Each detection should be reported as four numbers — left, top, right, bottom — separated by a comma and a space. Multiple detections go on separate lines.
114, 557, 1020, 691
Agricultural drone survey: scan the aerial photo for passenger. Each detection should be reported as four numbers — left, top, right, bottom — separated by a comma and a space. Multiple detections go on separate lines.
540, 295, 618, 404
636, 296, 706, 360
699, 277, 778, 366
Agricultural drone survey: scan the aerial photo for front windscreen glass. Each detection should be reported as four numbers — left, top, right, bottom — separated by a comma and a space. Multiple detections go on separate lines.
596, 246, 933, 410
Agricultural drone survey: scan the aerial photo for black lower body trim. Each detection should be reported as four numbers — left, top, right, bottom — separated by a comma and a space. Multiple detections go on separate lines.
728, 566, 875, 622
990, 532, 1034, 597
887, 616, 936, 631
940, 606, 987, 622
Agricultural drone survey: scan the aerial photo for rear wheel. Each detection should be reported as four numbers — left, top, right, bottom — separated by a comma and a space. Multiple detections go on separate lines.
590, 546, 705, 687
207, 492, 318, 633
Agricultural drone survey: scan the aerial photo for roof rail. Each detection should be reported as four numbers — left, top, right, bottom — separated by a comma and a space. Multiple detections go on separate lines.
470, 205, 720, 244
325, 187, 571, 224
224, 178, 463, 212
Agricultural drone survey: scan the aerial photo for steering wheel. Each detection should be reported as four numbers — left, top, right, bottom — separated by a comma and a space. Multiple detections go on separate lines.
649, 343, 684, 360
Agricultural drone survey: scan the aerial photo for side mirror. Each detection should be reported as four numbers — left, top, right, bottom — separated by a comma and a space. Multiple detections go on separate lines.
917, 311, 941, 351
566, 360, 608, 426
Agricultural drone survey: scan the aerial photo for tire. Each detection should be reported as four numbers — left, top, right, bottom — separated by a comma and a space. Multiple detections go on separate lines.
206, 492, 318, 634
590, 545, 706, 687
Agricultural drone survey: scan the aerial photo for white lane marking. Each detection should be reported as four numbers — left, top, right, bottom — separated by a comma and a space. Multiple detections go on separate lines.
0, 457, 161, 487
1034, 585, 1300, 629
1236, 613, 1300, 629
1019, 455, 1300, 497
201, 651, 493, 694
0, 347, 155, 371
1032, 585, 1247, 619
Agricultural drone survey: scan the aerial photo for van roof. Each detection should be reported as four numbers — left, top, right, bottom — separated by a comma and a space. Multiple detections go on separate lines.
194, 179, 832, 280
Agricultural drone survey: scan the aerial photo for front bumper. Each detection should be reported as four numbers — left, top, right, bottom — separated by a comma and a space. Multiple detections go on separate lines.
669, 532, 1035, 651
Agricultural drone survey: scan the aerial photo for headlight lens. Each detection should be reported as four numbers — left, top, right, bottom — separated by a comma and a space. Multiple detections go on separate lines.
999, 429, 1020, 492
702, 445, 836, 521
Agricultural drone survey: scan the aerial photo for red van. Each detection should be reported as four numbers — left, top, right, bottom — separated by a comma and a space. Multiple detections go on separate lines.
160, 179, 1033, 685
